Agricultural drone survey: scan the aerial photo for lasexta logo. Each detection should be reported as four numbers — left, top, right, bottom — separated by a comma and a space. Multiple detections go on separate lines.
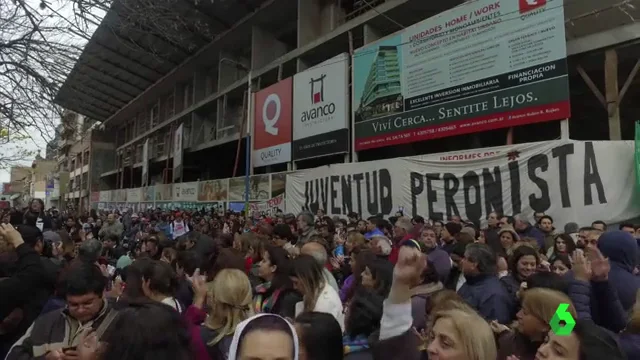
310, 74, 326, 104
519, 0, 545, 13
262, 93, 281, 136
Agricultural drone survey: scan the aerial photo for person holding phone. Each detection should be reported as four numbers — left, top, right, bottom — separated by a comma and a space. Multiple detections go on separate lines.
5, 261, 117, 360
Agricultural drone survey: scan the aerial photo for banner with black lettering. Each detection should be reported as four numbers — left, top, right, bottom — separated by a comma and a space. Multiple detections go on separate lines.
286, 141, 639, 226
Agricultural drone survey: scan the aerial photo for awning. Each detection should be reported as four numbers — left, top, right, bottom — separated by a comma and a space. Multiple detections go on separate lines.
55, 0, 267, 121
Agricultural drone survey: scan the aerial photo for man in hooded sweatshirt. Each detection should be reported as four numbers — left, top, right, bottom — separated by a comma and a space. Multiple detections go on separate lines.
597, 230, 640, 311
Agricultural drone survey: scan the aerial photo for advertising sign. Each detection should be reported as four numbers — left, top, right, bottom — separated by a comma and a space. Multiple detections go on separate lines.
253, 78, 293, 167
115, 189, 126, 202
155, 184, 173, 201
228, 175, 270, 201
126, 188, 142, 204
99, 191, 110, 202
352, 0, 569, 151
249, 193, 285, 216
173, 182, 198, 202
198, 179, 228, 201
173, 123, 184, 181
293, 53, 350, 160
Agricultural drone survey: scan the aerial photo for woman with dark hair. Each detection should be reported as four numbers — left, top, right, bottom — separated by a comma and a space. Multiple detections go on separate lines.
340, 249, 376, 305
501, 245, 540, 301
205, 248, 246, 282
24, 199, 52, 231
120, 257, 154, 301
343, 290, 384, 360
551, 253, 572, 277
535, 318, 627, 360
228, 313, 299, 360
289, 255, 344, 331
78, 300, 194, 360
360, 257, 393, 298
254, 246, 302, 319
140, 260, 183, 313
295, 312, 343, 360
546, 233, 576, 262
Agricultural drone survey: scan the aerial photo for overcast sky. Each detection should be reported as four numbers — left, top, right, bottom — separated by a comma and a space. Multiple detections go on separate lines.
0, 0, 102, 184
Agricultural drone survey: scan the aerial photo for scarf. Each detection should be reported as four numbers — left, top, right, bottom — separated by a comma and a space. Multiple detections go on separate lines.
253, 282, 282, 314
343, 334, 369, 355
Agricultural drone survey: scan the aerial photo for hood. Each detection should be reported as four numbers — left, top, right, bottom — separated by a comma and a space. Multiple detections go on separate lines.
227, 313, 299, 360
597, 231, 638, 271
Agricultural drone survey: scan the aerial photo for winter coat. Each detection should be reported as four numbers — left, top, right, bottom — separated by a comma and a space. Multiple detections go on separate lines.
516, 225, 545, 249
597, 231, 640, 311
410, 282, 444, 330
457, 273, 515, 324
497, 330, 540, 360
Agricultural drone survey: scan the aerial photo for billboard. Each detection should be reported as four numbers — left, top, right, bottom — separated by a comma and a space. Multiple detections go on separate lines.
253, 78, 293, 167
352, 0, 569, 151
293, 53, 350, 160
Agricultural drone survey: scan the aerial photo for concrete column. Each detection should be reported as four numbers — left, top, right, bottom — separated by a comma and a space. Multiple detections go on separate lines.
191, 112, 205, 145
218, 52, 249, 91
193, 69, 208, 103
251, 26, 288, 69
320, 2, 345, 34
560, 119, 570, 140
297, 58, 309, 73
363, 24, 382, 45
298, 0, 322, 47
605, 49, 621, 140
216, 98, 224, 140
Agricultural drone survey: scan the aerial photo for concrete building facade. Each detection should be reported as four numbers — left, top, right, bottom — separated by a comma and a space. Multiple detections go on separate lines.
54, 0, 640, 193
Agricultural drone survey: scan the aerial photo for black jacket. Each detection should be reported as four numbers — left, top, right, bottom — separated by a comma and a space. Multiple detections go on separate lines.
0, 244, 44, 321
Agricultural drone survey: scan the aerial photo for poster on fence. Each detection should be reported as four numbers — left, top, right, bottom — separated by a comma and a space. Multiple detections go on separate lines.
286, 141, 640, 227
249, 194, 285, 216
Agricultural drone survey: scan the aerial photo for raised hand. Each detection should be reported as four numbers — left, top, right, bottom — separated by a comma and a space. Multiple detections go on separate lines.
393, 246, 426, 286
571, 250, 591, 282
587, 247, 610, 281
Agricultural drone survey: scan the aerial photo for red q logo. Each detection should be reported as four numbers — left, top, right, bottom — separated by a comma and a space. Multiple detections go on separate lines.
262, 93, 281, 136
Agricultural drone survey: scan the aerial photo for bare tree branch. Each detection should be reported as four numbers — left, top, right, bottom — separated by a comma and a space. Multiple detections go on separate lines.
0, 0, 225, 168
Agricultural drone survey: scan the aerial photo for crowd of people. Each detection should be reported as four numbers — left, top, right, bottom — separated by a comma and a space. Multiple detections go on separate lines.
0, 198, 639, 360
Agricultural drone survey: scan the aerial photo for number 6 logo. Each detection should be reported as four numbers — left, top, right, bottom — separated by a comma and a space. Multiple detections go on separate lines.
550, 303, 576, 336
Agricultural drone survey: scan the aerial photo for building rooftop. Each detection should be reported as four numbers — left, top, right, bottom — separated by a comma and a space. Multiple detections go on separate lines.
54, 0, 269, 122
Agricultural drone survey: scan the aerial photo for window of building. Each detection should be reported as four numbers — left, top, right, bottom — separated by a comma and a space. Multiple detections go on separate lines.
150, 102, 160, 128
165, 93, 175, 119
183, 78, 193, 109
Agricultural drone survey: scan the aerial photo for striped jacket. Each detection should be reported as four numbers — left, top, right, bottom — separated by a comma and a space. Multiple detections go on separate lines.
5, 300, 116, 360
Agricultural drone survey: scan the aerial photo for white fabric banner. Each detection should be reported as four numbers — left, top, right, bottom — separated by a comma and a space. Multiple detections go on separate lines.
286, 141, 640, 227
